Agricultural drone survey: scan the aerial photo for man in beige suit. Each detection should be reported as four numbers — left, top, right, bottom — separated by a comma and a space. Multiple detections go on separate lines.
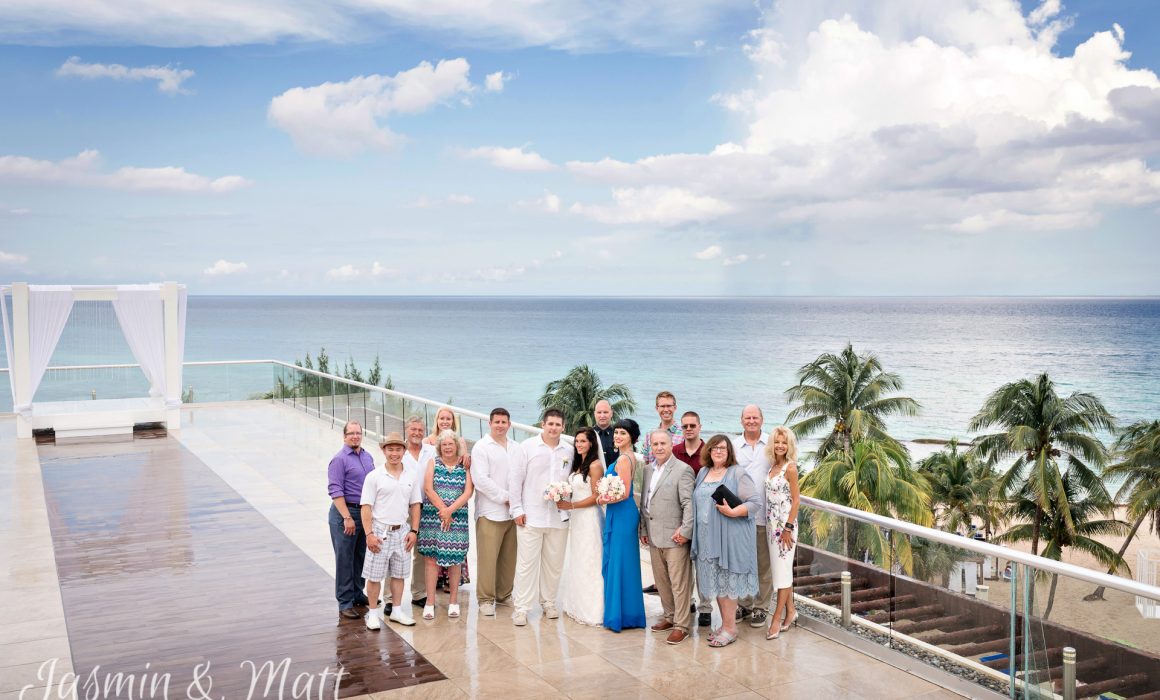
639, 430, 695, 644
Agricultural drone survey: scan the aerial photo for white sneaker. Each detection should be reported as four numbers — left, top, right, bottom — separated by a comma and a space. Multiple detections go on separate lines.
423, 604, 435, 620
388, 607, 416, 627
479, 601, 496, 616
364, 610, 382, 630
513, 611, 528, 626
543, 603, 559, 620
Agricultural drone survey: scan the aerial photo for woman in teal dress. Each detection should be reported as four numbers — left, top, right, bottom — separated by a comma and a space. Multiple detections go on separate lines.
598, 418, 647, 632
418, 430, 473, 621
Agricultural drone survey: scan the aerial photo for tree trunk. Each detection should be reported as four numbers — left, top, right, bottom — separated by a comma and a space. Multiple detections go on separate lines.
1084, 512, 1146, 601
1030, 511, 1041, 558
1043, 573, 1059, 620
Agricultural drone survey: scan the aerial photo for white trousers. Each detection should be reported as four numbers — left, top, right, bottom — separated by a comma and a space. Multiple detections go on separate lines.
513, 525, 569, 615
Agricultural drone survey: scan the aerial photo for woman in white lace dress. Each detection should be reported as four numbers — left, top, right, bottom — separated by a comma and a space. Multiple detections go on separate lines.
765, 426, 800, 640
556, 427, 605, 625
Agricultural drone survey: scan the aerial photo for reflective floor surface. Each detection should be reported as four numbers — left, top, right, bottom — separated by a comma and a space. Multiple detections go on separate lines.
0, 403, 966, 700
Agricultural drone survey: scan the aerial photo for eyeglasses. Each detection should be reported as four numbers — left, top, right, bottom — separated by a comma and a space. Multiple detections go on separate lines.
345, 431, 363, 436
657, 404, 676, 410
710, 445, 728, 452
681, 424, 698, 429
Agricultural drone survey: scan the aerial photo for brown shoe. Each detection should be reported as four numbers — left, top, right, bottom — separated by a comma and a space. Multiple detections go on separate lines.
339, 607, 361, 619
666, 629, 689, 645
650, 620, 674, 632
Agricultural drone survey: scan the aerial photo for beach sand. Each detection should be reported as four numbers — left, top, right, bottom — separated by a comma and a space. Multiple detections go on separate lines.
974, 508, 1160, 655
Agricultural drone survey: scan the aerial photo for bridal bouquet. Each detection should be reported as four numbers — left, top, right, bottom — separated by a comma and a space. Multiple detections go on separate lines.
543, 481, 573, 503
596, 474, 625, 503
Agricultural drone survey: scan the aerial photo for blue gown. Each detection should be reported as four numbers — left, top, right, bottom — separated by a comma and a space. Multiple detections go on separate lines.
602, 457, 647, 631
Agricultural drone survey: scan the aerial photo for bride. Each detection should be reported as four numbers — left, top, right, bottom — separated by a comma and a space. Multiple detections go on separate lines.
556, 427, 605, 625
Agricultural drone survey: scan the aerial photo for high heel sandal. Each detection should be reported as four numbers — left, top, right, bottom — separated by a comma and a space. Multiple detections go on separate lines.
780, 612, 798, 632
766, 625, 780, 640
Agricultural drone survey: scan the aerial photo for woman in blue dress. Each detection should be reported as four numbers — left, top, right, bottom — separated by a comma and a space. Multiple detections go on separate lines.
597, 418, 647, 632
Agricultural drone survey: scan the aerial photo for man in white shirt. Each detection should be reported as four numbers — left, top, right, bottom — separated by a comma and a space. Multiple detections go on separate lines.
731, 404, 772, 628
402, 416, 436, 609
470, 407, 524, 617
508, 408, 572, 626
360, 432, 421, 629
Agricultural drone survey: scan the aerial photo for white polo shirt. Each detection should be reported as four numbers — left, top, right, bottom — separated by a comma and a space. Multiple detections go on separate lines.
509, 434, 572, 529
732, 432, 770, 526
360, 463, 422, 527
471, 433, 523, 522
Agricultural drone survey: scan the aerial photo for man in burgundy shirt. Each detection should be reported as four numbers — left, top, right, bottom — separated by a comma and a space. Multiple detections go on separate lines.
671, 410, 711, 626
672, 411, 705, 475
328, 420, 376, 618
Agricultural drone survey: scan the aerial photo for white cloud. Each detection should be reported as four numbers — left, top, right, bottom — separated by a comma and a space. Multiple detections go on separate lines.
0, 250, 29, 264
484, 70, 510, 92
203, 259, 247, 276
723, 254, 749, 266
326, 264, 360, 280
0, 1, 745, 52
0, 149, 251, 193
570, 186, 732, 226
539, 190, 562, 212
371, 261, 401, 276
268, 58, 479, 157
695, 245, 722, 260
564, 2, 1160, 233
461, 145, 555, 171
414, 193, 475, 207
56, 56, 194, 94
446, 193, 475, 205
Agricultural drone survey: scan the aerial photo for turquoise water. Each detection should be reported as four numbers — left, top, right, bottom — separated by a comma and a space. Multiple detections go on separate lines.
8, 296, 1160, 442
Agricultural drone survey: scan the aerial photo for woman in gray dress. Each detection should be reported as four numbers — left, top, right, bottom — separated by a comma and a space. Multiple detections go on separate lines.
691, 434, 760, 647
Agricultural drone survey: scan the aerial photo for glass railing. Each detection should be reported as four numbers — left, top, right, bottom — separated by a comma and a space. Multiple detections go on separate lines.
796, 497, 1160, 699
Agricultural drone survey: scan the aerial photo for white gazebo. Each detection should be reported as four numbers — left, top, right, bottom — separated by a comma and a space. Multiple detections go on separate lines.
1, 282, 187, 439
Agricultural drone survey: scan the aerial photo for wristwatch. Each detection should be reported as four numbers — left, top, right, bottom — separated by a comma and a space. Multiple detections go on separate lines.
410, 529, 419, 535
784, 522, 795, 531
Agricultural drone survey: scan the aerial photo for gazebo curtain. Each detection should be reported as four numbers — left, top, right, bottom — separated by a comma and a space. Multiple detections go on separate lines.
112, 286, 167, 401
5, 286, 75, 416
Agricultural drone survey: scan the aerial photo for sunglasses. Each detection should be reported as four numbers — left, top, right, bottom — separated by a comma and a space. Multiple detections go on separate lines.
681, 423, 698, 429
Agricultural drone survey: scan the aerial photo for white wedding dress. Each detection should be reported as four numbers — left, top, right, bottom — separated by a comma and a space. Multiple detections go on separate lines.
558, 470, 605, 626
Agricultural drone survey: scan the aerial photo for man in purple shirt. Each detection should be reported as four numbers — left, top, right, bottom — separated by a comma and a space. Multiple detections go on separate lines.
328, 420, 376, 618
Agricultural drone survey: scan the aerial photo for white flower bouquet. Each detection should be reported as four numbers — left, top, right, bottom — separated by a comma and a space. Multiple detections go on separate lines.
543, 481, 573, 503
596, 474, 626, 503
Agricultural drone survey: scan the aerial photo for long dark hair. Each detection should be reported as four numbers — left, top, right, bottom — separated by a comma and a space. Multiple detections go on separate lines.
571, 427, 601, 482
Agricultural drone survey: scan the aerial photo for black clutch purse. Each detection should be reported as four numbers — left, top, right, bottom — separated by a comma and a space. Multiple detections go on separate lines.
711, 484, 742, 509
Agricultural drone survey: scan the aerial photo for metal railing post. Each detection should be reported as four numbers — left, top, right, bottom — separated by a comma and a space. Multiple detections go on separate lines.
1062, 647, 1076, 700
841, 571, 852, 628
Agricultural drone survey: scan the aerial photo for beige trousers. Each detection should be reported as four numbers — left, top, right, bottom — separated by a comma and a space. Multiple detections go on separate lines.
649, 543, 693, 631
513, 525, 568, 615
476, 516, 517, 604
410, 551, 427, 601
741, 525, 774, 613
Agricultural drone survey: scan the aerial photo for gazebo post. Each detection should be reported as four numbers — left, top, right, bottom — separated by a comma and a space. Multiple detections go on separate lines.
11, 282, 32, 438
162, 281, 182, 431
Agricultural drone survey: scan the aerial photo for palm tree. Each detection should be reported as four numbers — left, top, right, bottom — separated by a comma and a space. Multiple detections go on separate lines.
538, 364, 637, 430
998, 472, 1126, 619
785, 343, 920, 458
918, 439, 1000, 537
800, 439, 932, 573
968, 373, 1115, 558
1085, 419, 1160, 601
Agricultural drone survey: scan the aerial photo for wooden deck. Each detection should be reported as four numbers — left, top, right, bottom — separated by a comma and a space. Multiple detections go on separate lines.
38, 437, 443, 699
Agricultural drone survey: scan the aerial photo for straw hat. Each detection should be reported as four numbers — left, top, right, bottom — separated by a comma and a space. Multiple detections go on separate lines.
379, 432, 406, 448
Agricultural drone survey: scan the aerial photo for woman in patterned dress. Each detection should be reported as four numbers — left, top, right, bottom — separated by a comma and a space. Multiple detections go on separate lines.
764, 426, 800, 640
423, 406, 471, 591
418, 429, 474, 620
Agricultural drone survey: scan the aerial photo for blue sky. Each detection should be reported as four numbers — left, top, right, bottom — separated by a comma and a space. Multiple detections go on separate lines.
1, 0, 1158, 295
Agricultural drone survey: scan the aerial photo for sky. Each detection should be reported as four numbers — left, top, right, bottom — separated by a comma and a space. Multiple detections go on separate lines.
1, 0, 1158, 296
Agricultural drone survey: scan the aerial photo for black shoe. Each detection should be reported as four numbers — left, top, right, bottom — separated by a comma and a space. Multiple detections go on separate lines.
340, 607, 361, 619
412, 597, 427, 608
735, 606, 751, 621
384, 602, 392, 615
749, 610, 768, 628
689, 604, 697, 614
353, 597, 370, 608
698, 612, 711, 627
643, 585, 658, 594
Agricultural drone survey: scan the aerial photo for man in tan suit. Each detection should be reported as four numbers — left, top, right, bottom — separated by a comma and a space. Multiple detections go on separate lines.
639, 430, 695, 644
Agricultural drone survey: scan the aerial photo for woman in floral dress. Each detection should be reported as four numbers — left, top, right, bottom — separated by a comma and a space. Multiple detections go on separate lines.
764, 426, 800, 639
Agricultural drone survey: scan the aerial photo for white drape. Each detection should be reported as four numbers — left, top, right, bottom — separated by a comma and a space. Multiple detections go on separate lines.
112, 287, 167, 400
18, 286, 75, 416
1, 286, 14, 407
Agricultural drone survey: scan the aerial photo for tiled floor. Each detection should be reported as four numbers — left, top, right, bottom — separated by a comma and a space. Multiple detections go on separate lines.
0, 404, 967, 700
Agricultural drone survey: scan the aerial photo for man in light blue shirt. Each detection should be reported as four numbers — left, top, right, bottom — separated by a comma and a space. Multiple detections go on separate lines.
731, 405, 772, 629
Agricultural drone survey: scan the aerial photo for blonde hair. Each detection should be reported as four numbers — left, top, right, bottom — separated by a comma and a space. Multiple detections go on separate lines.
766, 425, 798, 465
436, 429, 463, 461
431, 406, 460, 436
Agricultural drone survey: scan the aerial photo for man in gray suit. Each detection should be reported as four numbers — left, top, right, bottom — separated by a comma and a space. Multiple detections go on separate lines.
639, 430, 695, 644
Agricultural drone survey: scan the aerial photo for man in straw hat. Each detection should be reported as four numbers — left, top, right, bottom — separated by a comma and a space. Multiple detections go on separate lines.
360, 432, 422, 629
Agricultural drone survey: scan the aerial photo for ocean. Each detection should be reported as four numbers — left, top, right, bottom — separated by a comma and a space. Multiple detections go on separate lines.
7, 296, 1160, 446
